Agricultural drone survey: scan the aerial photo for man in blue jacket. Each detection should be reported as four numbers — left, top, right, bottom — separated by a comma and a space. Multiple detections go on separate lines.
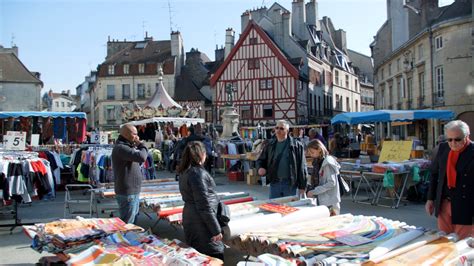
112, 124, 148, 224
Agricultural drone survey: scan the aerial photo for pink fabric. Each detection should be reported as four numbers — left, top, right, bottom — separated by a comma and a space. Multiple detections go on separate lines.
77, 119, 87, 143
437, 199, 474, 239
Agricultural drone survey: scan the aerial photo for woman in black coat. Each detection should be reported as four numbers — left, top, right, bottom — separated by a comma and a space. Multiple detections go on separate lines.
177, 141, 224, 260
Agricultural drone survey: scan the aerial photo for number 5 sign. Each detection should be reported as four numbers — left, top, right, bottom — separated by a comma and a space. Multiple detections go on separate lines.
4, 131, 27, 150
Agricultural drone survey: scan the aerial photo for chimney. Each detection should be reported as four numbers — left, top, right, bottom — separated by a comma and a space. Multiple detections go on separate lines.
241, 11, 251, 32
335, 29, 347, 53
171, 31, 184, 76
305, 0, 319, 26
67, 89, 71, 96
282, 11, 292, 50
215, 46, 224, 62
291, 0, 306, 40
224, 28, 235, 59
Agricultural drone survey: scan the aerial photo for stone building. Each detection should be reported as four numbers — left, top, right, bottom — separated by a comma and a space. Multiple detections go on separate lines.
0, 46, 43, 111
95, 32, 184, 130
371, 0, 472, 148
348, 49, 375, 112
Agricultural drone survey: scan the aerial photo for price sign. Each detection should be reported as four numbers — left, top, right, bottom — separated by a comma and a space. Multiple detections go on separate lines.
91, 132, 108, 144
378, 140, 413, 163
4, 131, 26, 150
91, 132, 100, 144
99, 132, 108, 144
31, 134, 40, 147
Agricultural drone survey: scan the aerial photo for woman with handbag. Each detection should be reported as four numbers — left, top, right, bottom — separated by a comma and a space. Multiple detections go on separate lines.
306, 139, 342, 216
177, 141, 224, 261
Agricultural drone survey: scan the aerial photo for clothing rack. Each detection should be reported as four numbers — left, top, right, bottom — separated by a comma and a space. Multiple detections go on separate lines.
0, 150, 41, 233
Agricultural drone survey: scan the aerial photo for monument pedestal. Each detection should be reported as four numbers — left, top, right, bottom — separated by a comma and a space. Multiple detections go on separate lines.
221, 105, 239, 138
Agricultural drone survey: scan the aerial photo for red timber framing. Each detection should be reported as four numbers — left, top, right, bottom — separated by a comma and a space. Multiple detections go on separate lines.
210, 21, 301, 126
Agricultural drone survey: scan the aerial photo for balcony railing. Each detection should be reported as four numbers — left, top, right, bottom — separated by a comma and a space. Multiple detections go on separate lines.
432, 93, 445, 106
418, 96, 425, 108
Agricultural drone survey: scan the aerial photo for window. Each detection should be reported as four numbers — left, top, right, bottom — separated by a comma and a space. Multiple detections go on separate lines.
397, 77, 405, 99
407, 77, 413, 101
123, 64, 129, 74
137, 83, 145, 99
55, 102, 59, 107
249, 37, 258, 45
435, 36, 443, 50
248, 59, 260, 70
105, 105, 116, 121
108, 65, 114, 75
388, 84, 393, 106
263, 104, 273, 118
335, 94, 341, 110
240, 106, 251, 119
388, 63, 392, 76
435, 66, 444, 98
418, 44, 423, 60
107, 85, 115, 100
355, 100, 358, 112
345, 74, 349, 88
259, 79, 273, 90
354, 80, 358, 92
139, 63, 145, 74
381, 88, 385, 108
122, 84, 131, 100
346, 97, 350, 112
335, 70, 339, 85
419, 72, 425, 98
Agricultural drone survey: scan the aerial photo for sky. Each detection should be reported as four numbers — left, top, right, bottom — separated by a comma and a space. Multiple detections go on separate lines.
1, 0, 391, 94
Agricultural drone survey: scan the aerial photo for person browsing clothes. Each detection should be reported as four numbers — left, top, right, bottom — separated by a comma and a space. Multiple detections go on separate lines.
112, 124, 148, 224
257, 120, 307, 199
178, 141, 224, 261
425, 120, 473, 239
306, 139, 342, 215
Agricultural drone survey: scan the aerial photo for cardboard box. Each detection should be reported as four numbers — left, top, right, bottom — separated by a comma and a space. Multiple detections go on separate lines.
247, 173, 259, 185
411, 150, 424, 158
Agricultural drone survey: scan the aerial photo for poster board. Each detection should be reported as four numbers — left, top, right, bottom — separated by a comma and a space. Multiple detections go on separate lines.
378, 140, 413, 163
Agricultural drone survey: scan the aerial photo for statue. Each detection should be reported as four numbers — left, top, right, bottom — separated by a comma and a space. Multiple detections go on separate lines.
225, 83, 237, 106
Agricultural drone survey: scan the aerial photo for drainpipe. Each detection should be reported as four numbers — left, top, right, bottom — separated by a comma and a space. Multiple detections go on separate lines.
428, 27, 436, 148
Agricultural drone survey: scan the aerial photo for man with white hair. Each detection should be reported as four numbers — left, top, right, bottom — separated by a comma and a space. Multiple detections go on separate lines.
426, 120, 473, 239
257, 120, 307, 199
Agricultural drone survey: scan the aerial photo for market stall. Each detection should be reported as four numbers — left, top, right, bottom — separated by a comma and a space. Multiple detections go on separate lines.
0, 111, 87, 145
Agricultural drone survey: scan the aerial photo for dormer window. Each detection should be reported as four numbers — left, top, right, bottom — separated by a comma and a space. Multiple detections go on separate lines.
139, 63, 145, 74
108, 65, 115, 75
123, 64, 129, 75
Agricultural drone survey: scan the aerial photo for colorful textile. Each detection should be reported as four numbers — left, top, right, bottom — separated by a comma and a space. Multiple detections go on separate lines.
53, 117, 67, 141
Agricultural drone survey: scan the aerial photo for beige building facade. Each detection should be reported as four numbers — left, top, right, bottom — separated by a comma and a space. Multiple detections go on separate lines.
371, 0, 472, 149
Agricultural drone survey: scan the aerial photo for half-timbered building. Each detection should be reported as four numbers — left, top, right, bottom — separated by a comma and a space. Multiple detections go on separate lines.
210, 21, 308, 126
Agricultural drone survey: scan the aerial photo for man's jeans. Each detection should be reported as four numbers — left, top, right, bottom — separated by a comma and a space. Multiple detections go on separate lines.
269, 178, 296, 199
116, 194, 140, 224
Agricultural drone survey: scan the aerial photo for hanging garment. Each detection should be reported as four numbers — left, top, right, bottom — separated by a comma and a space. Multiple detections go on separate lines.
53, 117, 67, 141
77, 119, 87, 143
66, 117, 77, 143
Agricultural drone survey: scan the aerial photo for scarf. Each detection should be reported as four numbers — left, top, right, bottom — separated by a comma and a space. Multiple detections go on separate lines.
446, 140, 470, 189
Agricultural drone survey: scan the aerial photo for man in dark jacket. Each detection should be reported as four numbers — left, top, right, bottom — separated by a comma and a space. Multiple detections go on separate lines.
426, 120, 473, 239
112, 124, 148, 224
257, 120, 307, 199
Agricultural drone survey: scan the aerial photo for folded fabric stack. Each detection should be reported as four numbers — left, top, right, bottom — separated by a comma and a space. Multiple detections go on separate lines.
65, 232, 223, 266
25, 217, 143, 253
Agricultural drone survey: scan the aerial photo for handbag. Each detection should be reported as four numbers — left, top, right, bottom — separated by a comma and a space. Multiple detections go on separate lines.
216, 201, 231, 227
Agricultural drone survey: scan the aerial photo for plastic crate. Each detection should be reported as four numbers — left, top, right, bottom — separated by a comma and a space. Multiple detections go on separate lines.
227, 171, 244, 181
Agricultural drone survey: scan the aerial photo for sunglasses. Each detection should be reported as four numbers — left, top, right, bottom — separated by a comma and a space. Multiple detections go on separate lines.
275, 126, 285, 131
447, 138, 463, 142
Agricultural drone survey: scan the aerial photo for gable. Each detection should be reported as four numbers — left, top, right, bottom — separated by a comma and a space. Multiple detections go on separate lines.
210, 21, 299, 86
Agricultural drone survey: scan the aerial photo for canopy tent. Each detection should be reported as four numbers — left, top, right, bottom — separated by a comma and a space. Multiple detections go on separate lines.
331, 110, 454, 125
123, 117, 204, 128
0, 111, 87, 119
144, 67, 182, 109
